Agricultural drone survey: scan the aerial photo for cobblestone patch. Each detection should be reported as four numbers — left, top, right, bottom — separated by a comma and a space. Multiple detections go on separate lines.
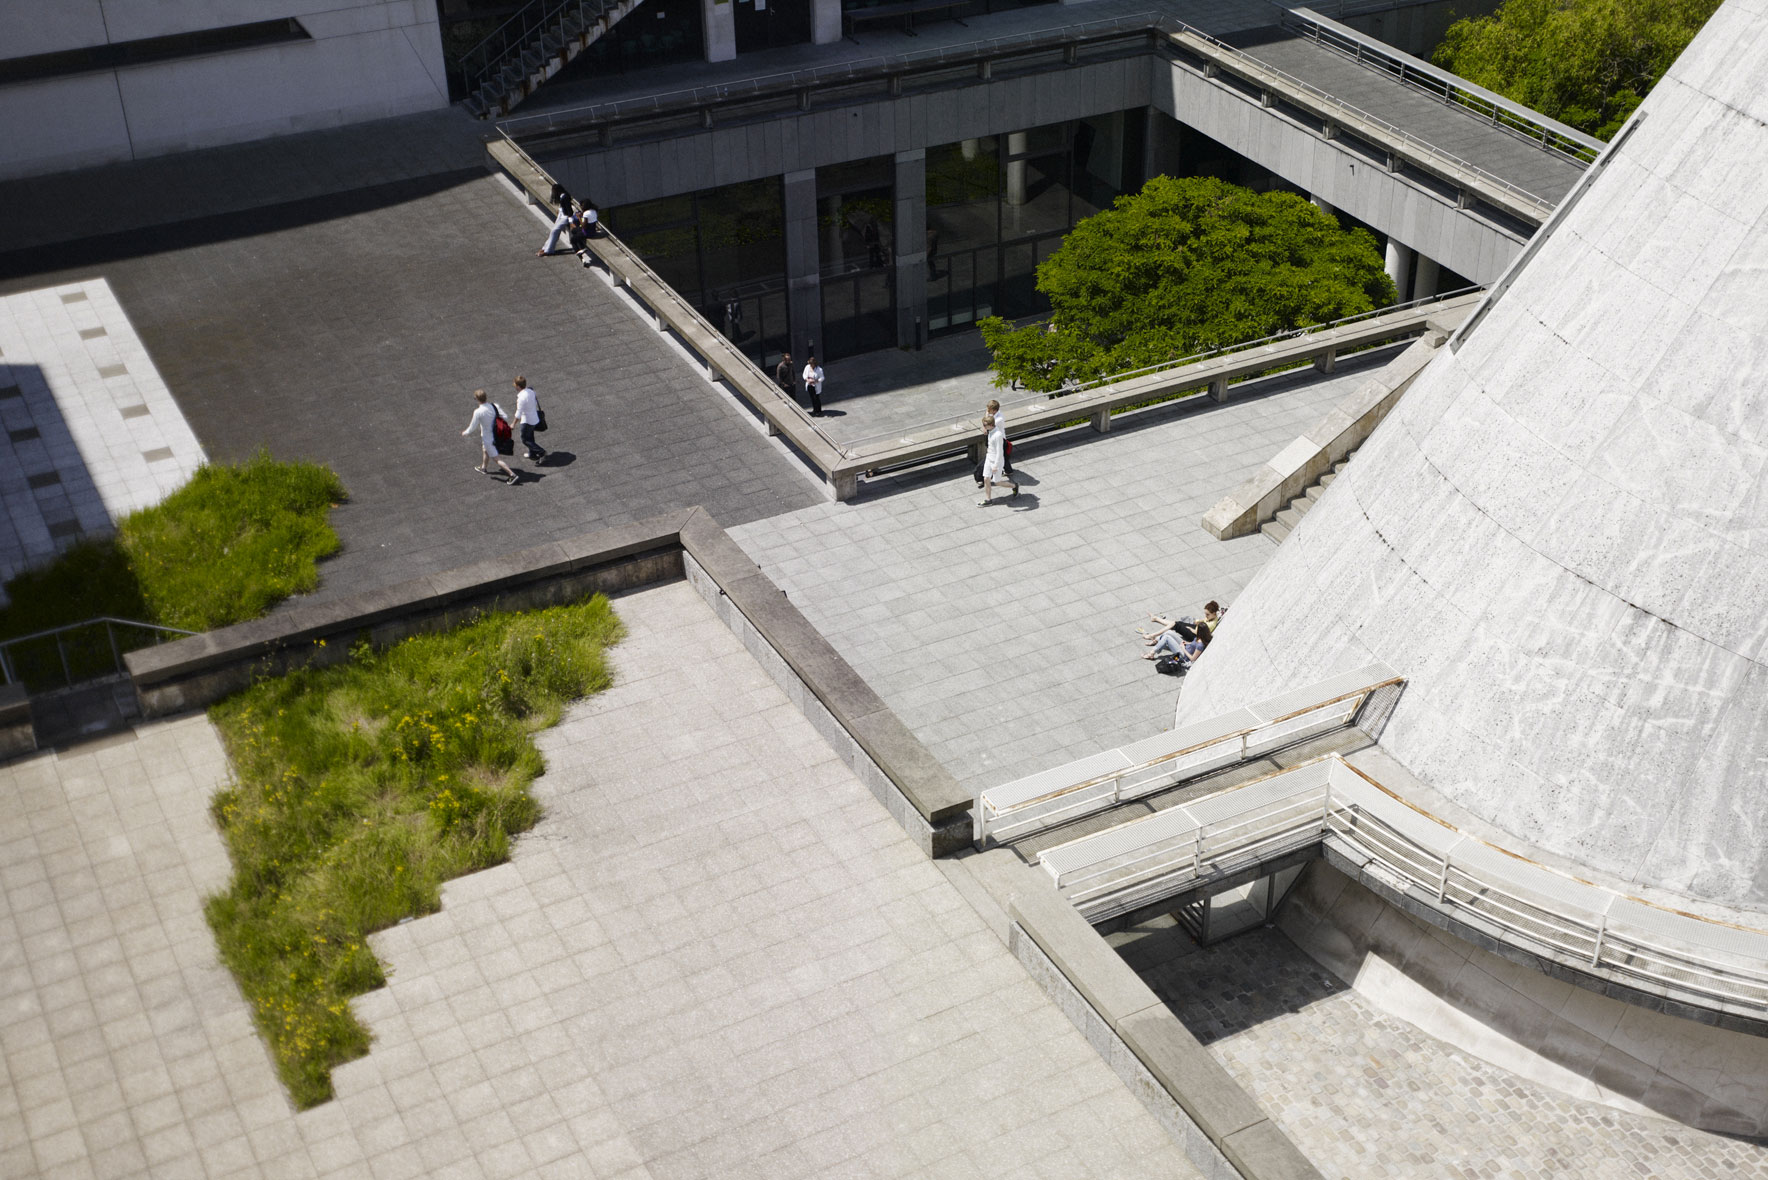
1123, 924, 1768, 1180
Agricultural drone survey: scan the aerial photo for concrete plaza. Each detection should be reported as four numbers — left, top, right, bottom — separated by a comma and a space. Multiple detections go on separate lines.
0, 581, 1203, 1179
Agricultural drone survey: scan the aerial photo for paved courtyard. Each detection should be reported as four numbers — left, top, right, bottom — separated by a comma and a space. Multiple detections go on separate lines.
729, 354, 1387, 794
0, 581, 1204, 1179
0, 174, 821, 605
1115, 920, 1768, 1180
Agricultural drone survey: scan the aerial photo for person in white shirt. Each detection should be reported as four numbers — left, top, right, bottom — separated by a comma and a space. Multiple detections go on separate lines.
537, 191, 574, 256
977, 397, 1014, 486
801, 352, 825, 416
512, 375, 545, 461
461, 389, 516, 483
977, 411, 1019, 506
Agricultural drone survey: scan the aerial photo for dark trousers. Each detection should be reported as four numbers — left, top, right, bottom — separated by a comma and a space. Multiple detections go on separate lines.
806, 382, 822, 414
521, 423, 544, 458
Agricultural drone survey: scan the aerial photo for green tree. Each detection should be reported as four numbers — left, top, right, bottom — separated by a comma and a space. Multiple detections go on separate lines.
1433, 0, 1720, 140
978, 176, 1393, 392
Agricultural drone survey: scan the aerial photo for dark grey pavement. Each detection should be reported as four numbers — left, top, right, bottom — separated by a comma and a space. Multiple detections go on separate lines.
0, 173, 821, 603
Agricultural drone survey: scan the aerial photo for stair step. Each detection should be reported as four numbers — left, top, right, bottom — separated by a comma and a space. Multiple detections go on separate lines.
1302, 482, 1326, 503
1274, 505, 1305, 531
463, 93, 490, 119
1288, 496, 1313, 519
1262, 517, 1292, 543
1317, 471, 1336, 488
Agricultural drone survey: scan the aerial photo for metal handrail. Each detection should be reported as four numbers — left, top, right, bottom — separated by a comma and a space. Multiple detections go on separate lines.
1038, 754, 1768, 1015
460, 0, 591, 98
1278, 7, 1603, 165
837, 287, 1478, 459
0, 616, 196, 689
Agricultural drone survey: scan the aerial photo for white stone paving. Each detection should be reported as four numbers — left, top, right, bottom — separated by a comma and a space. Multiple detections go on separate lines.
0, 280, 205, 587
729, 360, 1380, 795
0, 581, 1203, 1179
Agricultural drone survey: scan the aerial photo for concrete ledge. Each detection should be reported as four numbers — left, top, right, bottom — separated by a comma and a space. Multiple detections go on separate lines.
1203, 328, 1453, 540
1007, 866, 1324, 1180
123, 507, 970, 858
0, 682, 35, 761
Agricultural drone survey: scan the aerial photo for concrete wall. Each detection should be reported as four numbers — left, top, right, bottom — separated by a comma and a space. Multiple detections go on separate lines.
1176, 0, 1768, 911
0, 0, 448, 179
1149, 60, 1523, 284
1281, 861, 1768, 1137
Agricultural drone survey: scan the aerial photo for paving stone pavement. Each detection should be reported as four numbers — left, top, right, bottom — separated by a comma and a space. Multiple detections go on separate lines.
0, 174, 821, 604
1115, 921, 1768, 1180
1, 580, 1206, 1179
0, 279, 206, 586
729, 353, 1392, 795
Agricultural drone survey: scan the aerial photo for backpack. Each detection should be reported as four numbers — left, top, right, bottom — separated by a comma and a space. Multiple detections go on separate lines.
492, 405, 514, 455
1155, 655, 1185, 676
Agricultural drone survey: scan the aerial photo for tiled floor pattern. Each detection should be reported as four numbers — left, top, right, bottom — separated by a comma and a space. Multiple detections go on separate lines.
1120, 923, 1768, 1180
1, 581, 1204, 1179
0, 280, 205, 586
729, 356, 1382, 795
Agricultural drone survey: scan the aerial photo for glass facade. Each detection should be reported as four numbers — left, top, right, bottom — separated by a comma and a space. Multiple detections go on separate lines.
733, 0, 812, 52
817, 156, 896, 360
605, 178, 789, 368
926, 110, 1143, 333
571, 0, 704, 74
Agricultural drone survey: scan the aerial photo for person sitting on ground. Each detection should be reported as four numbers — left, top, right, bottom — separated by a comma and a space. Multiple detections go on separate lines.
1140, 600, 1224, 644
1146, 620, 1210, 664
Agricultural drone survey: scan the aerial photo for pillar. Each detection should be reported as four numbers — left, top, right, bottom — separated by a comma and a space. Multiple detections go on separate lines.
702, 0, 735, 62
812, 0, 841, 44
1413, 254, 1440, 300
894, 149, 928, 350
1310, 194, 1334, 219
784, 169, 822, 365
1385, 237, 1413, 304
1147, 109, 1182, 179
1006, 131, 1028, 206
960, 138, 979, 161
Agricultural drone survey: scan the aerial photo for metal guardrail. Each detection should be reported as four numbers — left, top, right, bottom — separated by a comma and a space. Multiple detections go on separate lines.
460, 0, 593, 100
0, 616, 196, 692
1279, 7, 1604, 165
973, 663, 1401, 847
837, 288, 1478, 461
1035, 753, 1768, 1019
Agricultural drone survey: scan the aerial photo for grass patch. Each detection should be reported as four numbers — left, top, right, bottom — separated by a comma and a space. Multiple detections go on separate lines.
204, 596, 623, 1107
0, 451, 346, 687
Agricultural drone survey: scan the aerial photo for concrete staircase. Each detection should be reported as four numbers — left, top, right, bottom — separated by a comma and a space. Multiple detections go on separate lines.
1262, 456, 1350, 543
460, 0, 646, 120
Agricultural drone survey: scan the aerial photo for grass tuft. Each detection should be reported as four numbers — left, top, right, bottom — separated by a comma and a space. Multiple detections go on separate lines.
204, 596, 623, 1107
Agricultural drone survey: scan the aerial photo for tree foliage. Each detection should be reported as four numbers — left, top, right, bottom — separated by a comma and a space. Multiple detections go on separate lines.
1433, 0, 1720, 140
977, 176, 1393, 392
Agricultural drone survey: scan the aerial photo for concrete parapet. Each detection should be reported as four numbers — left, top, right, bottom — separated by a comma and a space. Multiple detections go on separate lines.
1202, 327, 1451, 540
0, 682, 35, 761
123, 508, 970, 858
1008, 868, 1325, 1180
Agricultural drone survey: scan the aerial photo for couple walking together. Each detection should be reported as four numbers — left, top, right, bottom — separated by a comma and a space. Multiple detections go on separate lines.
461, 377, 547, 485
977, 398, 1018, 506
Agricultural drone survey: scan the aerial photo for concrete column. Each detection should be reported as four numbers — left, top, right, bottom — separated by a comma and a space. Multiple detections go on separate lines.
784, 168, 822, 364
812, 0, 841, 43
894, 149, 928, 350
1413, 253, 1440, 300
702, 0, 735, 62
1310, 194, 1334, 219
1006, 131, 1029, 206
960, 138, 979, 161
1147, 109, 1182, 179
1385, 237, 1413, 304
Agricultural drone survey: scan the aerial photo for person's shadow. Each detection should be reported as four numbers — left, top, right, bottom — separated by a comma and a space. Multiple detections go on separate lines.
534, 451, 577, 468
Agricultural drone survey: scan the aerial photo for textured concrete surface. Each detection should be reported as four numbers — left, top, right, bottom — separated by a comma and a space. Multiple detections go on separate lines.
0, 279, 205, 587
0, 582, 1206, 1178
1114, 918, 1768, 1180
1180, 0, 1768, 910
730, 355, 1389, 796
0, 174, 821, 606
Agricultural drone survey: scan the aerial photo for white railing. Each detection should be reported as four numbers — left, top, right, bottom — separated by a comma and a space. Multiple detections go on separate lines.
973, 663, 1401, 847
1035, 754, 1768, 1017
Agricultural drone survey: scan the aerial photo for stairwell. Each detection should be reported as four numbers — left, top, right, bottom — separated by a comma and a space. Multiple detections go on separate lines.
1261, 455, 1351, 543
461, 0, 648, 120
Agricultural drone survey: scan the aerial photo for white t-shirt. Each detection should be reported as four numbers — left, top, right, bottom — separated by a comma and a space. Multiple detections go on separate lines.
991, 409, 1007, 436
514, 387, 540, 426
471, 403, 497, 447
802, 363, 824, 389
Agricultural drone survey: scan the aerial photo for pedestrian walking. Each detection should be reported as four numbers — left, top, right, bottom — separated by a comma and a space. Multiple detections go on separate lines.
512, 375, 545, 462
976, 397, 1014, 486
537, 189, 574, 257
463, 389, 516, 483
977, 411, 1019, 505
802, 352, 825, 416
775, 351, 796, 403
